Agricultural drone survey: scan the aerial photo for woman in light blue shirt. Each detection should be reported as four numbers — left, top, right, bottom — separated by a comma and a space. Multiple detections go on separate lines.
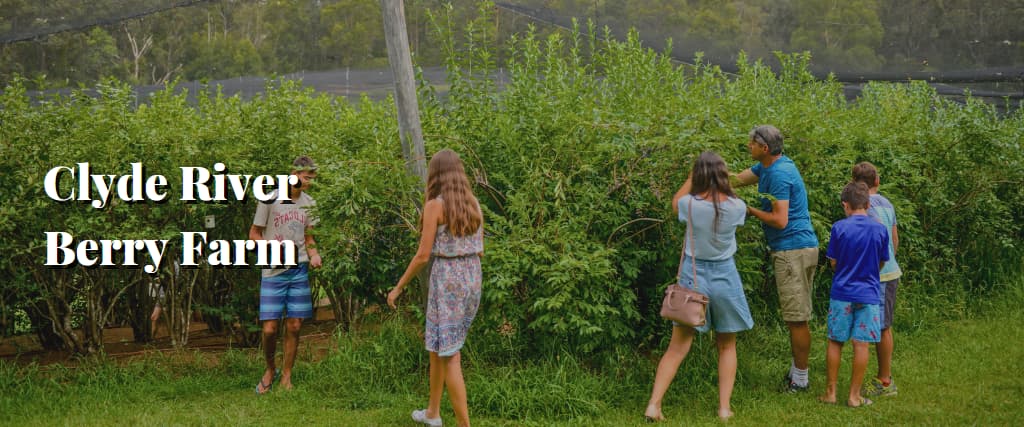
644, 151, 754, 422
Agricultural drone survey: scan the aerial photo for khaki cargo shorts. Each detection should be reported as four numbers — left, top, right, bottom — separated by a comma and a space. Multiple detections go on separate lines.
771, 247, 819, 322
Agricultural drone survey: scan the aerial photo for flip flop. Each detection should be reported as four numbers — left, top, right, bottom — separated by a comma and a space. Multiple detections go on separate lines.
255, 369, 281, 395
817, 395, 838, 405
847, 397, 874, 408
255, 378, 272, 395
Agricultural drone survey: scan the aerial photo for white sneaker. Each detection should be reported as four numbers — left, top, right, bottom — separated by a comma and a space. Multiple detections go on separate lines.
411, 409, 442, 427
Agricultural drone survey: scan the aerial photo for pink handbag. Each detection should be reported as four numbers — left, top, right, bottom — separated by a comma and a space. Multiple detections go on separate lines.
660, 198, 709, 327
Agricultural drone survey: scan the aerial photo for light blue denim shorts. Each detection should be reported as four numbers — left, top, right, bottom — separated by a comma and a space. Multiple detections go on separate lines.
675, 257, 754, 334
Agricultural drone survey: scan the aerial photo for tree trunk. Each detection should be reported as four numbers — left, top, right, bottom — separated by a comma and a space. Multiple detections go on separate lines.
198, 269, 227, 334
124, 24, 153, 83
30, 269, 88, 354
326, 284, 361, 332
128, 273, 155, 343
25, 303, 66, 350
166, 263, 198, 349
78, 270, 143, 354
0, 297, 10, 337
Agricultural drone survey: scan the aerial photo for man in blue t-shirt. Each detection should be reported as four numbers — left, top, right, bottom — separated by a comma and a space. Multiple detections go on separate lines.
820, 181, 889, 407
732, 125, 819, 392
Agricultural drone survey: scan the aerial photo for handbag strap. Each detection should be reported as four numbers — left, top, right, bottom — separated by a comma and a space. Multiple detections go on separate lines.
675, 197, 699, 292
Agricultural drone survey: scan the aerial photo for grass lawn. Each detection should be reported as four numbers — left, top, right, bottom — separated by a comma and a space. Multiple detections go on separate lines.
2, 290, 1022, 427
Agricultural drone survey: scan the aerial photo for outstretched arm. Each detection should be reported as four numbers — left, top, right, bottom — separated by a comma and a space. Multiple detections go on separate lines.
671, 171, 694, 215
388, 199, 442, 309
731, 168, 758, 188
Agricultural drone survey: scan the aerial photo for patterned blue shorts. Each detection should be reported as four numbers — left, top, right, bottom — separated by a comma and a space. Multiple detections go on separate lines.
259, 263, 313, 321
826, 299, 881, 343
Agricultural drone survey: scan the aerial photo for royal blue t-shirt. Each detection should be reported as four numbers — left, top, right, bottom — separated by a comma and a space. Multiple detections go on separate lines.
751, 156, 818, 251
826, 215, 890, 304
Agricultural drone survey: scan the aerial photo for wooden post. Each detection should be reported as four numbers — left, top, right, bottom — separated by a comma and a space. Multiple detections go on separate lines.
381, 0, 427, 185
381, 0, 430, 296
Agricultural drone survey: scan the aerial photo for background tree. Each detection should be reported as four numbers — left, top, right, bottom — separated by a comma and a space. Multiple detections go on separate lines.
789, 0, 883, 69
319, 0, 386, 68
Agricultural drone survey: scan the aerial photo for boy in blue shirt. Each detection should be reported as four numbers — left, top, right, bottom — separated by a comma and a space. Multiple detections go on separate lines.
852, 162, 902, 397
819, 181, 889, 407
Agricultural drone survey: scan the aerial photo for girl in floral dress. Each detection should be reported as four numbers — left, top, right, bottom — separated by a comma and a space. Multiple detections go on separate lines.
388, 149, 483, 427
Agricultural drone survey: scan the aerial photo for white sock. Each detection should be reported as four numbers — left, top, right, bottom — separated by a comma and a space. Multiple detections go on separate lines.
791, 362, 809, 386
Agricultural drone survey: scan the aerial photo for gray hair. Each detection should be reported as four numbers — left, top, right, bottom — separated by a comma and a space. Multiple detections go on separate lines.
292, 155, 318, 172
749, 125, 784, 156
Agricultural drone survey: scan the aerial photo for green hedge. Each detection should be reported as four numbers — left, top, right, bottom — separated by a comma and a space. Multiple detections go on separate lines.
1, 21, 1021, 357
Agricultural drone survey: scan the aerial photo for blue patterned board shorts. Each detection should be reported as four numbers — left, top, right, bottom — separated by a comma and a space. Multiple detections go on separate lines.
675, 257, 754, 334
827, 299, 881, 343
259, 263, 313, 321
426, 255, 482, 357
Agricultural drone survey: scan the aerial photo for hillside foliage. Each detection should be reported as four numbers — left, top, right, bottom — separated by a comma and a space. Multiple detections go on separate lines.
1, 0, 1022, 89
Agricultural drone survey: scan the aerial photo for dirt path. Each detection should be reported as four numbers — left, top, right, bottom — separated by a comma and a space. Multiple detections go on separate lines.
1, 306, 339, 366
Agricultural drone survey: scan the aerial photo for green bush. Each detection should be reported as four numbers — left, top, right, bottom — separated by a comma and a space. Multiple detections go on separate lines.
1, 17, 1021, 358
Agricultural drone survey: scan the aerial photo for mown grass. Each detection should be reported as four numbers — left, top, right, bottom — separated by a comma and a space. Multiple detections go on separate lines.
2, 281, 1022, 427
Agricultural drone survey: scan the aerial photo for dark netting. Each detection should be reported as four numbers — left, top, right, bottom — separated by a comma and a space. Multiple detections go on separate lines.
1, 0, 1021, 109
0, 0, 214, 43
494, 1, 1024, 104
22, 67, 454, 106
495, 1, 1024, 73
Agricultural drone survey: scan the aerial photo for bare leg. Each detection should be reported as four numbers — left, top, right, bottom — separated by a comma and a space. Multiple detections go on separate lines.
258, 319, 279, 394
849, 340, 870, 406
150, 305, 162, 338
444, 352, 470, 427
819, 339, 842, 404
645, 326, 696, 420
279, 317, 303, 390
876, 327, 893, 381
716, 332, 737, 420
426, 351, 447, 419
786, 321, 811, 370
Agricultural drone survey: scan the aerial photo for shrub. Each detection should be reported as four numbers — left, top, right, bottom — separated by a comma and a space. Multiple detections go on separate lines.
1, 16, 1021, 359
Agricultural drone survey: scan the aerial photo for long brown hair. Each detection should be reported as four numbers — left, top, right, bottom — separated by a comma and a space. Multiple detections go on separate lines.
689, 151, 737, 232
425, 149, 482, 237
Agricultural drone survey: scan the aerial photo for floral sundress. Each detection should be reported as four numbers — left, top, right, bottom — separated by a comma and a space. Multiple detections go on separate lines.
425, 219, 483, 357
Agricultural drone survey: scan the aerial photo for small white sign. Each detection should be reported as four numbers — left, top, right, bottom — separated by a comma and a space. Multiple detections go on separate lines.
204, 215, 216, 229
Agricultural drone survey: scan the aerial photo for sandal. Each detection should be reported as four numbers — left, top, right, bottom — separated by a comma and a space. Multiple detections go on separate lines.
255, 378, 272, 395
643, 406, 665, 423
255, 369, 280, 395
847, 397, 874, 408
